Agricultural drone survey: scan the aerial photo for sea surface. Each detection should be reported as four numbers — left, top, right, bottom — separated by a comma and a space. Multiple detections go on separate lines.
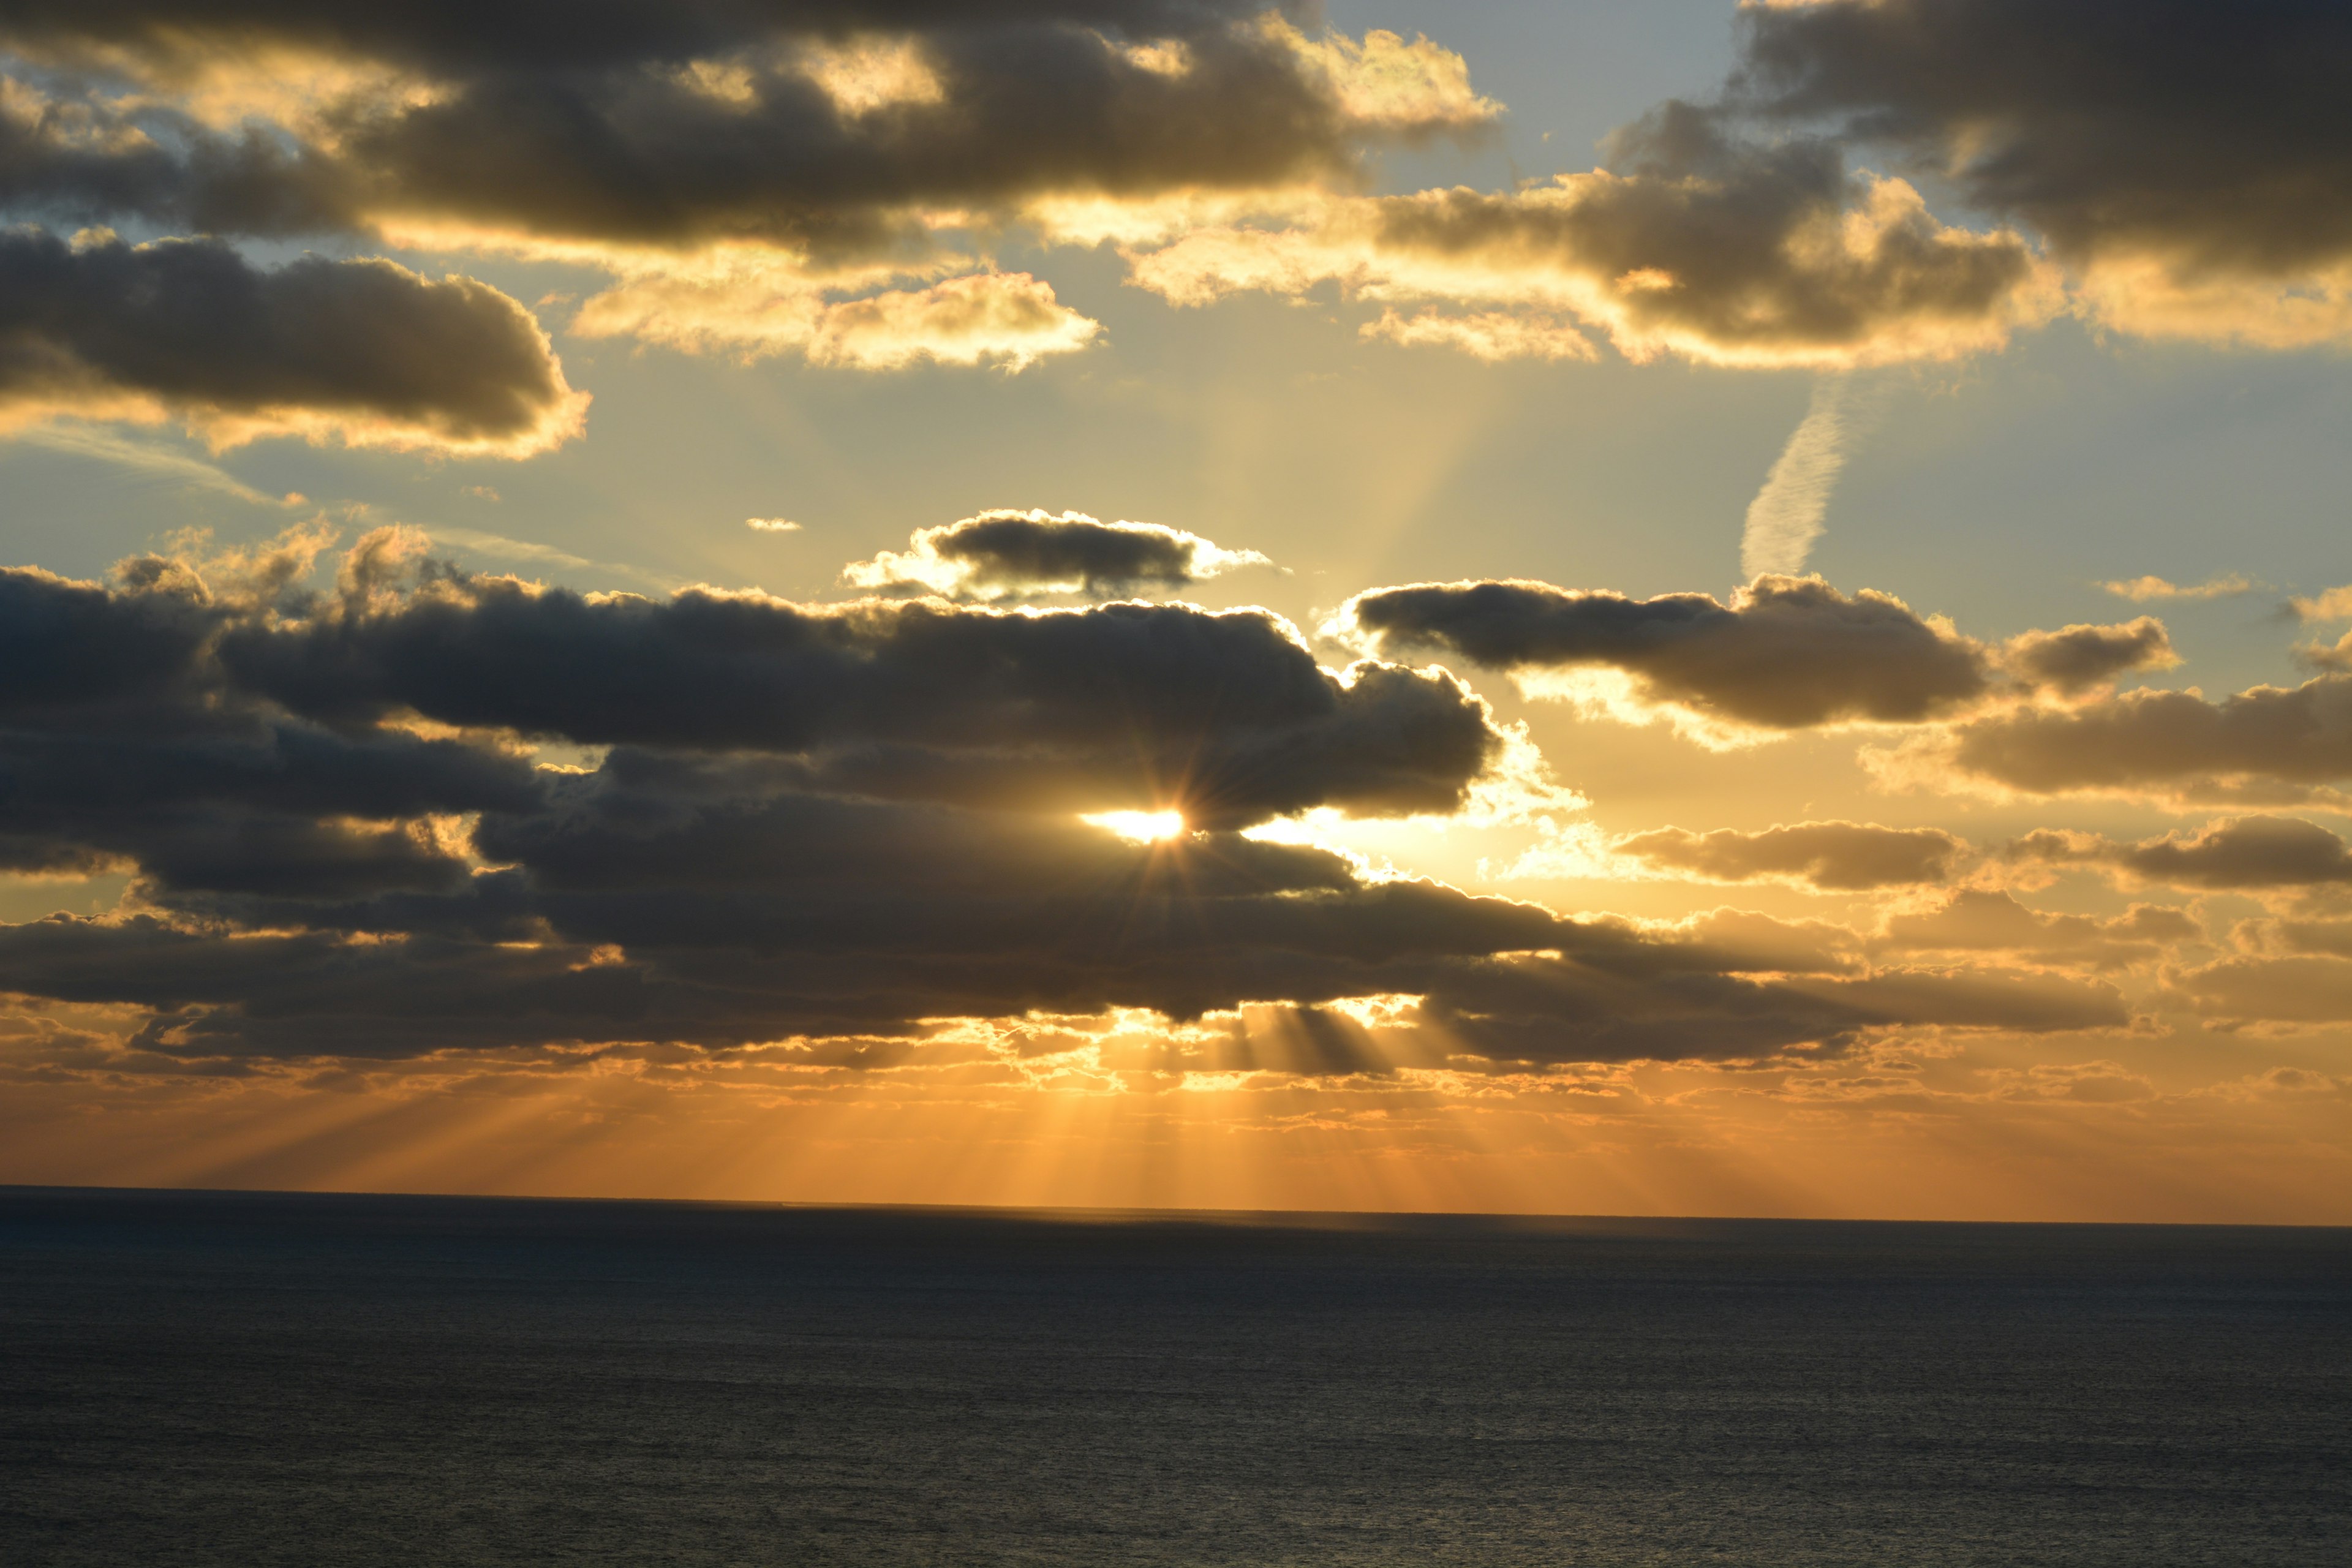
2, 1188, 2348, 1566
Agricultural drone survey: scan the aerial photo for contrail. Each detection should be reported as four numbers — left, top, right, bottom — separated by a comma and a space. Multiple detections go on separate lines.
1740, 374, 1884, 579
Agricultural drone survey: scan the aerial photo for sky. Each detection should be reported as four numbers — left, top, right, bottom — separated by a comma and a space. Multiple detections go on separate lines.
3, 0, 2351, 1222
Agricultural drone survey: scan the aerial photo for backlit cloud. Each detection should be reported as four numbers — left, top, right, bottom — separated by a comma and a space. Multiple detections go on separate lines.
1732, 0, 2352, 348
1125, 105, 2056, 369
843, 509, 1271, 599
2101, 574, 2255, 605
1872, 673, 2352, 805
0, 4, 1499, 371
1336, 574, 2171, 743
0, 533, 2135, 1070
0, 229, 584, 454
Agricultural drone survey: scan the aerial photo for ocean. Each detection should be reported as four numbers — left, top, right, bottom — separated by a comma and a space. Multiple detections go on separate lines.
2, 1188, 2346, 1565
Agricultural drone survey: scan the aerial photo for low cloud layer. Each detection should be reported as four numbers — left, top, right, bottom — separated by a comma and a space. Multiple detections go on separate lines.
842, 509, 1270, 599
0, 230, 584, 454
0, 533, 2132, 1069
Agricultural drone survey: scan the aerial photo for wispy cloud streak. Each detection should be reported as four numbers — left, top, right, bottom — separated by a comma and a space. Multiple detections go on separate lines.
7, 425, 295, 508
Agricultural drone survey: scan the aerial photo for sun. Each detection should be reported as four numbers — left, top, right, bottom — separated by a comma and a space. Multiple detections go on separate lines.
1080, 809, 1189, 843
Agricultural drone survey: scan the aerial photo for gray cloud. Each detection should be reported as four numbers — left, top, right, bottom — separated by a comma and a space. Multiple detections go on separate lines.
1340, 574, 1991, 731
1732, 0, 2352, 279
1393, 101, 2041, 361
222, 539, 1496, 828
841, 508, 1271, 598
1999, 617, 2176, 695
0, 5, 1487, 254
0, 533, 2130, 1067
1920, 674, 2352, 801
2009, 816, 2352, 890
0, 229, 582, 452
1125, 97, 2054, 368
0, 560, 543, 901
1615, 820, 1965, 891
0, 2, 1263, 76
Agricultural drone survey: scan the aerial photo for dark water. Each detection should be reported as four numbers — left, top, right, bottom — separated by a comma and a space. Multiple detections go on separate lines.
3, 1189, 2349, 1566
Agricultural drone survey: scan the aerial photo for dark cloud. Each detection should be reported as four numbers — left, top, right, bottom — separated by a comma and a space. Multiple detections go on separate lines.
0, 534, 2129, 1068
1340, 574, 1990, 731
1385, 100, 2041, 361
0, 229, 582, 452
841, 508, 1270, 598
1999, 617, 2175, 694
1731, 0, 2352, 279
0, 6, 1488, 256
222, 542, 1494, 827
2008, 816, 2352, 890
1128, 97, 2051, 367
1922, 673, 2352, 800
0, 559, 545, 900
1343, 574, 2177, 734
0, 1, 1263, 75
1615, 820, 1964, 891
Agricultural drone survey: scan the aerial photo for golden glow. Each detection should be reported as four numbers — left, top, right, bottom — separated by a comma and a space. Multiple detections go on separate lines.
1082, 810, 1189, 843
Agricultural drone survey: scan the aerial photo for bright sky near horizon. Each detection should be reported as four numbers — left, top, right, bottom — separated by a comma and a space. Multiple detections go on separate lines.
3, 0, 2351, 1221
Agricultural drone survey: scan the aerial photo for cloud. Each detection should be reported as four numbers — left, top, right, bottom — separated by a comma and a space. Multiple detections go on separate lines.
1124, 104, 2057, 368
2292, 585, 2352, 622
746, 518, 801, 533
1340, 576, 2177, 742
3, 9, 1488, 246
2008, 816, 2352, 891
1998, 617, 2177, 695
1337, 575, 1991, 736
0, 532, 2131, 1068
842, 508, 1271, 598
0, 228, 584, 454
1615, 821, 1966, 891
2164, 955, 2352, 1028
1874, 671, 2352, 804
0, 6, 1501, 369
1731, 0, 2352, 347
571, 264, 1101, 371
2289, 590, 2352, 674
1359, 307, 1596, 362
2100, 574, 2254, 604
1872, 889, 2199, 973
215, 529, 1500, 828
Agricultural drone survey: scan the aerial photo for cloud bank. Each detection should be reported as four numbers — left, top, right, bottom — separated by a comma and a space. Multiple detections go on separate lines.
0, 533, 2132, 1070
